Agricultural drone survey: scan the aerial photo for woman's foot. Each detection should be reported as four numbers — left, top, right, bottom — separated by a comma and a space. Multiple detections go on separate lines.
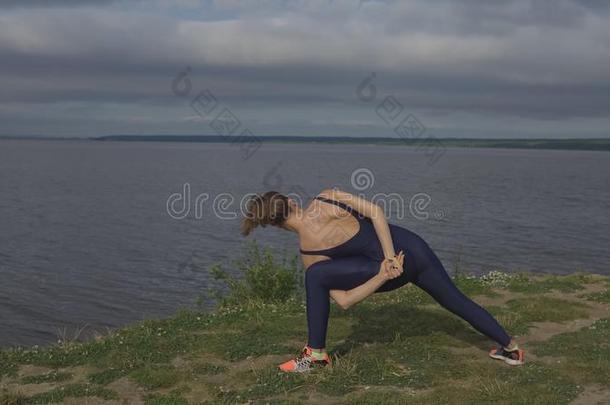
489, 345, 525, 366
278, 345, 331, 373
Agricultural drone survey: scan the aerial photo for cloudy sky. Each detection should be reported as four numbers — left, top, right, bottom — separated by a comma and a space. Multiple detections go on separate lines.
1, 0, 609, 138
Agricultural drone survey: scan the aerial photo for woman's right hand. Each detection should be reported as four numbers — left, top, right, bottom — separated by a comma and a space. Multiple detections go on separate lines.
379, 251, 404, 281
388, 250, 404, 272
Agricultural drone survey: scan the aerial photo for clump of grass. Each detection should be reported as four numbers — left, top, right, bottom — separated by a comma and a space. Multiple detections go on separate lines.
4, 308, 219, 374
363, 285, 435, 308
0, 352, 18, 378
505, 273, 593, 294
0, 388, 27, 405
228, 365, 306, 401
211, 333, 468, 402
191, 362, 227, 376
27, 383, 118, 403
579, 288, 610, 304
146, 391, 189, 405
489, 296, 591, 335
130, 364, 182, 390
342, 303, 483, 349
21, 371, 72, 385
346, 389, 413, 405
404, 361, 580, 405
202, 320, 303, 361
493, 362, 581, 404
531, 317, 610, 387
206, 350, 387, 401
87, 367, 127, 385
205, 240, 304, 308
452, 272, 500, 297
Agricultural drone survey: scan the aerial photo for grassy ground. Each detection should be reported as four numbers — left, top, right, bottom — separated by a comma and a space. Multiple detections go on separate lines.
1, 245, 609, 404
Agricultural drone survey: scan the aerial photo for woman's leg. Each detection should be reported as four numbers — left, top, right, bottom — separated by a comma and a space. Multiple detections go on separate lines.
409, 239, 512, 347
280, 257, 380, 372
305, 256, 380, 349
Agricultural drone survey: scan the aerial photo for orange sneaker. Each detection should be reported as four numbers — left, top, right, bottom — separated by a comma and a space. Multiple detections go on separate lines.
278, 345, 331, 373
489, 346, 525, 366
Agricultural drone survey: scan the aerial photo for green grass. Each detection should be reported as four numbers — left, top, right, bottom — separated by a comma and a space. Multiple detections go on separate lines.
203, 335, 584, 404
20, 371, 72, 385
531, 317, 610, 387
487, 296, 592, 335
146, 392, 189, 405
0, 389, 27, 405
1, 243, 608, 404
504, 272, 593, 294
191, 362, 227, 376
130, 365, 182, 390
404, 362, 579, 405
27, 383, 118, 404
0, 353, 18, 379
87, 367, 127, 385
579, 288, 610, 304
452, 273, 501, 297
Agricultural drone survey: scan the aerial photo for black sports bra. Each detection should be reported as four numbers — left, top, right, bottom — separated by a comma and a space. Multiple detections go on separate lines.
299, 196, 367, 256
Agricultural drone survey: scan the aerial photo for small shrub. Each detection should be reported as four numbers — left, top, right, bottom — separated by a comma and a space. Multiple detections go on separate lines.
205, 240, 303, 307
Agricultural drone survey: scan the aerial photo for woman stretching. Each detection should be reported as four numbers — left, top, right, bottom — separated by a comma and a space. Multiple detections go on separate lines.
241, 189, 525, 372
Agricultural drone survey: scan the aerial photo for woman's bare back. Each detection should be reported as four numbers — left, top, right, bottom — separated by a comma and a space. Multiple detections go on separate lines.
298, 197, 361, 270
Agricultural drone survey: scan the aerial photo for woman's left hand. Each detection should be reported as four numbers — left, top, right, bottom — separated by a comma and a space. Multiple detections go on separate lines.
379, 255, 403, 280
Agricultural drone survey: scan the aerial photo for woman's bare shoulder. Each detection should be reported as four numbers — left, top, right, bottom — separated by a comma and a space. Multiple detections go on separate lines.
317, 188, 362, 202
316, 187, 341, 199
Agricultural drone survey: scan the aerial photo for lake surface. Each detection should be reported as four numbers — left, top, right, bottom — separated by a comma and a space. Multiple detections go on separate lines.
1, 139, 609, 347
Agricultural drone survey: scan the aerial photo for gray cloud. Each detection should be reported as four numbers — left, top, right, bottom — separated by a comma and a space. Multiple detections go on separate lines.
1, 0, 609, 137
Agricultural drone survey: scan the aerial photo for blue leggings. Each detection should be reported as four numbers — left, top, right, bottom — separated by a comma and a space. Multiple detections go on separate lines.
305, 251, 512, 349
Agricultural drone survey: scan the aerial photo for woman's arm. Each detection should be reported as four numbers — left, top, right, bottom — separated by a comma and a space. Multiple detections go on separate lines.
318, 188, 396, 259
329, 274, 387, 310
330, 253, 404, 310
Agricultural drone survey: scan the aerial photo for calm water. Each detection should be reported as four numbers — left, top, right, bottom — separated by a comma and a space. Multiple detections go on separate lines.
1, 139, 609, 347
